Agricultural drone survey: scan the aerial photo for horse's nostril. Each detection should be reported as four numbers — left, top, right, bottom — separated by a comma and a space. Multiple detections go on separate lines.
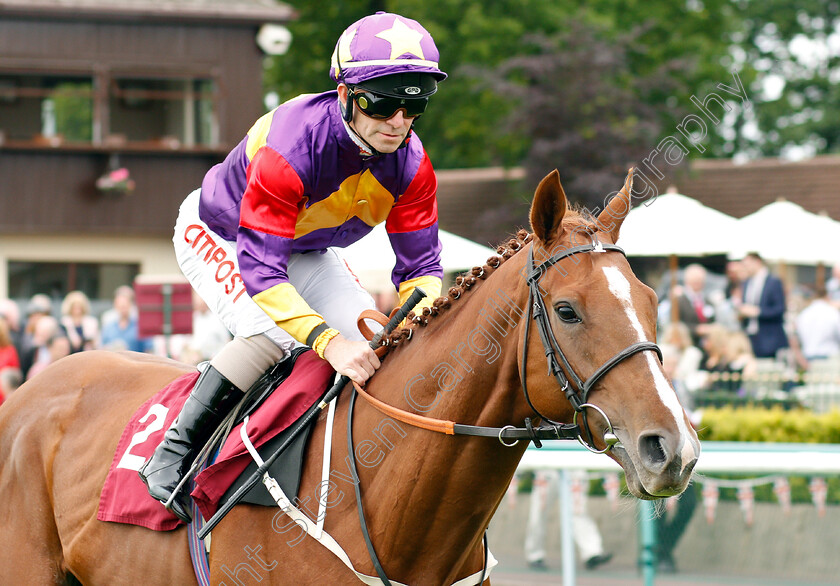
639, 434, 668, 469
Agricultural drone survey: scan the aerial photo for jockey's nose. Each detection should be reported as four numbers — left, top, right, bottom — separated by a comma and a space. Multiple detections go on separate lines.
386, 109, 412, 127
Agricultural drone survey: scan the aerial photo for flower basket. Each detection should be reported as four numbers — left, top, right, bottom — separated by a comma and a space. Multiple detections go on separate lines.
96, 167, 136, 194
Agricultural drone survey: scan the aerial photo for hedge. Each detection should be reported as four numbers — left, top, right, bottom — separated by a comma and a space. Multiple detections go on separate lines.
697, 406, 840, 443
697, 406, 840, 504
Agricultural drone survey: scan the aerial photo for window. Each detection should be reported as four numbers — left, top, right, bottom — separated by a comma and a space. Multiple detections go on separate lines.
108, 76, 218, 148
0, 70, 218, 150
8, 261, 140, 311
0, 73, 93, 145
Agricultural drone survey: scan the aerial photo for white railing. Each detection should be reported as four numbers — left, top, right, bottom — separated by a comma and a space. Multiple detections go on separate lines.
516, 441, 840, 586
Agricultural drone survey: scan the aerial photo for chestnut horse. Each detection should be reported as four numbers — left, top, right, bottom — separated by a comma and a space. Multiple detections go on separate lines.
0, 170, 699, 585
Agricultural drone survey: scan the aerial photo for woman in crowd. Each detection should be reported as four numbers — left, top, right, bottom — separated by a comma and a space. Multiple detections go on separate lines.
660, 321, 704, 389
701, 324, 757, 394
0, 318, 20, 373
59, 290, 100, 353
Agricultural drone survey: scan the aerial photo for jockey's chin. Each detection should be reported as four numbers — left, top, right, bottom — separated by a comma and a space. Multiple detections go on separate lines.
351, 110, 414, 154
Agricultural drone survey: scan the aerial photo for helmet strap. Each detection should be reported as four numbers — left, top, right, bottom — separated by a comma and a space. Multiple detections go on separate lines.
341, 87, 354, 122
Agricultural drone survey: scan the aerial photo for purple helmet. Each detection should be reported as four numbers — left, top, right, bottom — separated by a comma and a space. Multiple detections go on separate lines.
330, 12, 447, 88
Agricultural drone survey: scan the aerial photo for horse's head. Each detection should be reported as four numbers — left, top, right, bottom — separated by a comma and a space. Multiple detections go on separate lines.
522, 169, 700, 499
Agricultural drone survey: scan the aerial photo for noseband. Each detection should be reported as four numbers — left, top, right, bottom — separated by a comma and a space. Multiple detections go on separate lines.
521, 238, 663, 453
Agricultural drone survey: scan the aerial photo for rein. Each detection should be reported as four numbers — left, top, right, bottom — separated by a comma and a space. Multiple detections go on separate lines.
351, 381, 580, 443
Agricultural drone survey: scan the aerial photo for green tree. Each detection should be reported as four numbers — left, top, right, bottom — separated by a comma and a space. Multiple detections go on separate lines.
453, 1, 743, 208
52, 82, 93, 142
737, 0, 840, 157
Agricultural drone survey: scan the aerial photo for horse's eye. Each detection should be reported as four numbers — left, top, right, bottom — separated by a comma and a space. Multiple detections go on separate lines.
555, 303, 580, 323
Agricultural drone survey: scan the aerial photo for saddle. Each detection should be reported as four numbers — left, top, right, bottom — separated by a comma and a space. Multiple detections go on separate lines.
98, 348, 335, 531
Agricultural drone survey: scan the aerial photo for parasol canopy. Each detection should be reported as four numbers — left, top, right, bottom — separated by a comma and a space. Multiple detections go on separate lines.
336, 224, 498, 292
729, 199, 840, 266
616, 191, 740, 257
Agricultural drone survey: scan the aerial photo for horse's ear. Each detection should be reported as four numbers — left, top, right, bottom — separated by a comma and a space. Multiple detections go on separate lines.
529, 169, 567, 244
597, 168, 634, 242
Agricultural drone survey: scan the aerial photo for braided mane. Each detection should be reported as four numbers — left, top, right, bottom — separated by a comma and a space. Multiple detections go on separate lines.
381, 208, 599, 349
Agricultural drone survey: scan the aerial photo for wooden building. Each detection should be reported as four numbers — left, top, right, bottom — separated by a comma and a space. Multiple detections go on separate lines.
0, 0, 293, 304
660, 155, 840, 221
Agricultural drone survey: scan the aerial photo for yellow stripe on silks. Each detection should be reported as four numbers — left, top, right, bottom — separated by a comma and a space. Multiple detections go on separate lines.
398, 275, 442, 314
245, 95, 316, 161
252, 282, 327, 345
245, 109, 277, 160
294, 170, 394, 238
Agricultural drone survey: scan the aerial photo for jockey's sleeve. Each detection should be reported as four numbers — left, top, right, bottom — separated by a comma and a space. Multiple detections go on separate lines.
386, 152, 444, 313
238, 146, 337, 355
398, 275, 442, 313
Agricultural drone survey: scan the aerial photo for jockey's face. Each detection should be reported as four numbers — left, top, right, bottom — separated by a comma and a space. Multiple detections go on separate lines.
338, 84, 416, 154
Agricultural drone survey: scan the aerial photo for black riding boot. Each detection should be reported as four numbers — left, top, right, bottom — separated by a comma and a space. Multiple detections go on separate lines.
138, 366, 240, 523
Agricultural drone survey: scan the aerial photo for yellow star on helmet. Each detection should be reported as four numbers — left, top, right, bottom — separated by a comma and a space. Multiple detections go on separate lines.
332, 27, 357, 75
375, 17, 426, 61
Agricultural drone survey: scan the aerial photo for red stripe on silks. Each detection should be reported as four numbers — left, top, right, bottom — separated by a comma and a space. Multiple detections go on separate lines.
240, 147, 304, 239
386, 152, 438, 234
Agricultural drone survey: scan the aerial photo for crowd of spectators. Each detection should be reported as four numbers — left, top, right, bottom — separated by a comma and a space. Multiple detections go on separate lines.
0, 286, 231, 405
657, 256, 840, 409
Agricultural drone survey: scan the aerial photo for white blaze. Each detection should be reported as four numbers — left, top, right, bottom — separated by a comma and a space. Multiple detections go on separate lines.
601, 266, 696, 470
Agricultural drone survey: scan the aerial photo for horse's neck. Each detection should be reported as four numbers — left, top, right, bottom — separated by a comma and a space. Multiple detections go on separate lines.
354, 253, 533, 581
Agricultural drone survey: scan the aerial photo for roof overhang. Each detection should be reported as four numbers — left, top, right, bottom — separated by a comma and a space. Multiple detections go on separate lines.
0, 0, 295, 26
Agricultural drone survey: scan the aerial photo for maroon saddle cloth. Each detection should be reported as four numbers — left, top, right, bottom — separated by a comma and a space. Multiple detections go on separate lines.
97, 350, 334, 531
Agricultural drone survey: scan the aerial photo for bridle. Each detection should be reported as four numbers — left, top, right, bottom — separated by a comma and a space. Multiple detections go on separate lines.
345, 234, 664, 585
520, 236, 663, 453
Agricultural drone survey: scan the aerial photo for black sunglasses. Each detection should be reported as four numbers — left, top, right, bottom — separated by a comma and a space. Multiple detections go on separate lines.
350, 89, 429, 120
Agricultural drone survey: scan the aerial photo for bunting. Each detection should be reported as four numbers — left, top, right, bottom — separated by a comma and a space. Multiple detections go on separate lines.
602, 473, 621, 511
506, 475, 519, 510
571, 473, 587, 516
773, 477, 791, 516
517, 471, 833, 527
702, 480, 720, 524
737, 484, 755, 526
809, 477, 828, 518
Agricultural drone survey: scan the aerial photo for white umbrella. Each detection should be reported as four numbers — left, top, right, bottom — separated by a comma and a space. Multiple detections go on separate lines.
335, 224, 497, 292
730, 199, 840, 266
617, 191, 740, 324
617, 192, 740, 257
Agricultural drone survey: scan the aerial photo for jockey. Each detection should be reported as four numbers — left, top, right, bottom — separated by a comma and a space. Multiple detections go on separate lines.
138, 11, 447, 523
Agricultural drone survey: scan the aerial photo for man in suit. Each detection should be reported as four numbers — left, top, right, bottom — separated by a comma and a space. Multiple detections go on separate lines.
737, 253, 789, 359
675, 264, 714, 347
